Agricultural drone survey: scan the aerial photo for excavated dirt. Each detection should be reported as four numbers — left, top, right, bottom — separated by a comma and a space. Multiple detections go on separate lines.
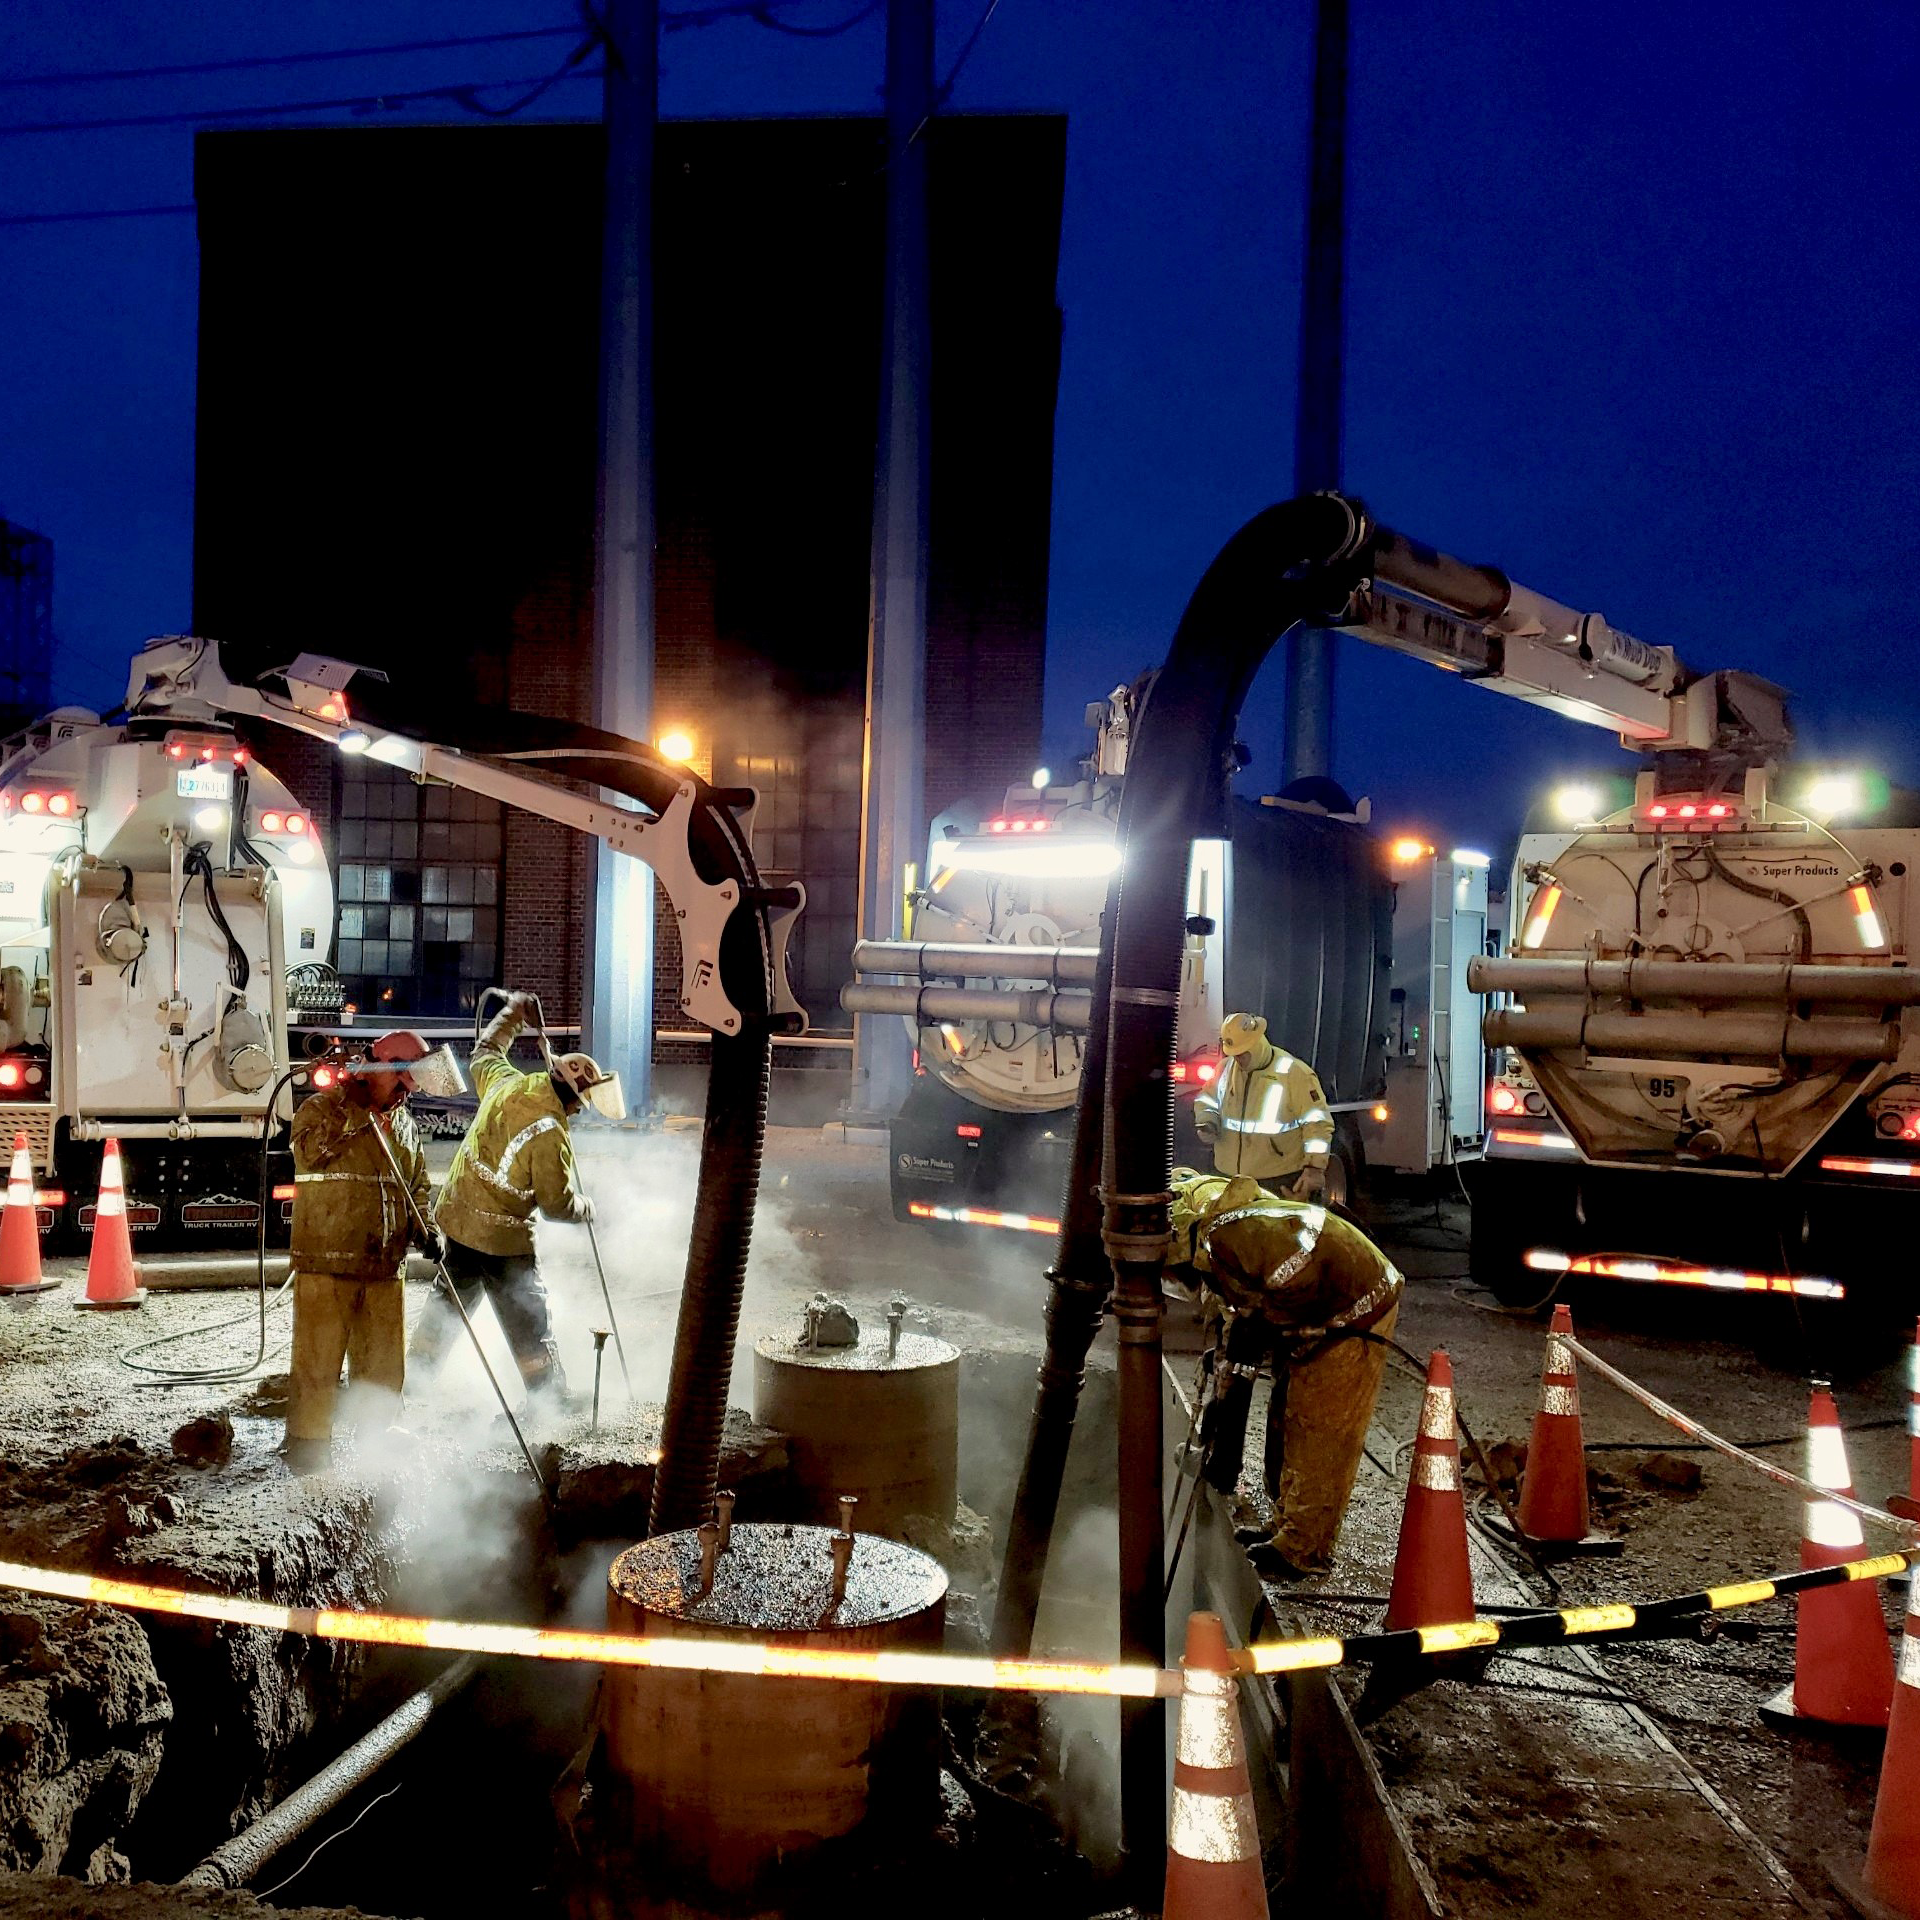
0, 1870, 395, 1917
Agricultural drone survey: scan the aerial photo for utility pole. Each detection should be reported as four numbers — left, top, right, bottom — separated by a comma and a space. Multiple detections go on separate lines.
585, 0, 659, 1107
850, 0, 934, 1121
1280, 0, 1349, 786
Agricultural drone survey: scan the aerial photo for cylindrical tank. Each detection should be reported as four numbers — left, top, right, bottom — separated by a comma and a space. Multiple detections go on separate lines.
752, 1327, 960, 1542
600, 1523, 947, 1916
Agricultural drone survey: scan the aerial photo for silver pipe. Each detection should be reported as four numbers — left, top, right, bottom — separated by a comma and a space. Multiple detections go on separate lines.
1470, 956, 1920, 1006
853, 939, 1100, 985
839, 982, 1091, 1031
180, 1655, 480, 1888
1485, 1006, 1899, 1062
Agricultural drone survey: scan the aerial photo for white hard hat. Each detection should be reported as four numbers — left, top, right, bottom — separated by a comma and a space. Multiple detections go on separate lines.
554, 1051, 626, 1120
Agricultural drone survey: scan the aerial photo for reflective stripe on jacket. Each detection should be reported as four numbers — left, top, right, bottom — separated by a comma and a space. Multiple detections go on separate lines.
289, 1088, 430, 1281
1195, 1047, 1335, 1181
434, 1017, 587, 1257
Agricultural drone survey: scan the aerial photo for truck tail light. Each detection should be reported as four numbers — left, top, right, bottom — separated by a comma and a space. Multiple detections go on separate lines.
955, 1124, 983, 1139
1519, 883, 1562, 949
271, 1183, 296, 1201
1488, 1081, 1521, 1115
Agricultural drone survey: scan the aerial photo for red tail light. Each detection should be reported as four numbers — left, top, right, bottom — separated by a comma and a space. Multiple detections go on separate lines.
310, 1065, 335, 1090
956, 1123, 983, 1140
1489, 1081, 1522, 1115
272, 1183, 296, 1201
1170, 1062, 1189, 1083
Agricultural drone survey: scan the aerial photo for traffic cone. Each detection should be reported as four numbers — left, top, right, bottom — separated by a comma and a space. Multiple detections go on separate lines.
73, 1140, 145, 1311
0, 1132, 56, 1296
1761, 1384, 1893, 1732
1841, 1578, 1920, 1916
1888, 1322, 1920, 1526
1512, 1304, 1618, 1554
1385, 1350, 1476, 1633
1162, 1611, 1268, 1920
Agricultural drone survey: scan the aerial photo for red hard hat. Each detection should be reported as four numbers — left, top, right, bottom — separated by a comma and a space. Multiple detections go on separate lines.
370, 1030, 430, 1064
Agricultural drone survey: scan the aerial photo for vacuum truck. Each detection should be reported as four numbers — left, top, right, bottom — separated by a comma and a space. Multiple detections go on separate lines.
0, 693, 337, 1247
844, 686, 1397, 1231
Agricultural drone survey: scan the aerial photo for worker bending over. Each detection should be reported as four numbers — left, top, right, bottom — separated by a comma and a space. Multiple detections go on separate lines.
286, 1030, 439, 1474
412, 991, 620, 1407
1194, 1011, 1335, 1198
1169, 1169, 1402, 1577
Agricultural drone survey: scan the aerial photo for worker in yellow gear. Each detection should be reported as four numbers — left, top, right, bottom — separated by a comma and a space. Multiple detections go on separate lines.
1193, 1011, 1336, 1198
285, 1030, 439, 1474
412, 992, 621, 1406
1169, 1168, 1402, 1576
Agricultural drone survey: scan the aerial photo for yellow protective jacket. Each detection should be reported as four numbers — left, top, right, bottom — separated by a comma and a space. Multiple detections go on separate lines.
289, 1087, 431, 1281
1194, 1044, 1334, 1182
433, 1009, 588, 1257
1170, 1173, 1400, 1343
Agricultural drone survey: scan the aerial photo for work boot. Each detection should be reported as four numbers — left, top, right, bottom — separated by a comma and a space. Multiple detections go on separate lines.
1246, 1537, 1314, 1582
282, 1437, 332, 1476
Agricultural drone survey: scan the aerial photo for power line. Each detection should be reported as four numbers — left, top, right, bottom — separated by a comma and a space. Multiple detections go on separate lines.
0, 26, 579, 91
0, 65, 603, 139
0, 203, 194, 227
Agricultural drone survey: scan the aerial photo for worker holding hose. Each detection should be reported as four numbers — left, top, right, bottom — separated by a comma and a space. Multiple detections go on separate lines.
285, 1030, 439, 1474
1193, 1012, 1336, 1199
1168, 1168, 1402, 1577
411, 991, 620, 1409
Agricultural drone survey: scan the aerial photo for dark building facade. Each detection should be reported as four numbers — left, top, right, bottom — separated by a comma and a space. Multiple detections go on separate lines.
0, 517, 53, 730
192, 116, 1065, 1054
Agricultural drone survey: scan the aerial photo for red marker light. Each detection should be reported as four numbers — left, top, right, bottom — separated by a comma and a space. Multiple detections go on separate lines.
168, 742, 185, 758
32, 1189, 65, 1207
1170, 1062, 1189, 1083
1647, 803, 1668, 819
46, 792, 72, 817
1197, 1061, 1218, 1083
19, 792, 44, 815
310, 1065, 335, 1090
1489, 1083, 1521, 1115
271, 1183, 296, 1202
233, 748, 249, 766
989, 819, 1008, 834
1707, 803, 1729, 818
319, 700, 343, 721
284, 814, 306, 835
1030, 817, 1049, 831
200, 746, 215, 761
1010, 818, 1028, 832
956, 1123, 983, 1139
0, 1063, 20, 1089
260, 811, 284, 833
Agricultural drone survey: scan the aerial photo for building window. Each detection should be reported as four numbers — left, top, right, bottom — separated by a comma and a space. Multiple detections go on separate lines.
333, 765, 503, 1017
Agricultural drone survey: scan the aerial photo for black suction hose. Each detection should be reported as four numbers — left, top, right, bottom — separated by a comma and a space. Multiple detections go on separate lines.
1097, 491, 1372, 1901
989, 868, 1119, 1656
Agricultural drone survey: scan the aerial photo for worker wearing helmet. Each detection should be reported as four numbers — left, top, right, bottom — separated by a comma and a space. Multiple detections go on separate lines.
1193, 1012, 1336, 1199
412, 992, 618, 1406
285, 1030, 438, 1474
1168, 1168, 1402, 1576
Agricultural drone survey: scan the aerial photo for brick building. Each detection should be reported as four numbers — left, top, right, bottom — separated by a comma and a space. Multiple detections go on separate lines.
192, 116, 1065, 1071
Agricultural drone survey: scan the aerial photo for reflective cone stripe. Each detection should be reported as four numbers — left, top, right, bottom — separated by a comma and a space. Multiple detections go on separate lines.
0, 1132, 44, 1292
1385, 1350, 1476, 1634
1163, 1612, 1268, 1920
1908, 1325, 1920, 1508
1793, 1386, 1893, 1726
75, 1140, 143, 1310
1517, 1303, 1590, 1543
1864, 1582, 1920, 1911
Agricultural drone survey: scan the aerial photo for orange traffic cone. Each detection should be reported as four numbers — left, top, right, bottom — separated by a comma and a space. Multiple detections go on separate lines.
1513, 1304, 1617, 1554
1385, 1350, 1476, 1633
0, 1132, 55, 1296
1162, 1611, 1268, 1920
1761, 1384, 1893, 1732
1889, 1322, 1920, 1526
1847, 1579, 1920, 1915
73, 1140, 145, 1311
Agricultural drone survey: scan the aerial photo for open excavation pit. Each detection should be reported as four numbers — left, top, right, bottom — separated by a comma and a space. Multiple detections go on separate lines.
0, 1235, 1136, 1920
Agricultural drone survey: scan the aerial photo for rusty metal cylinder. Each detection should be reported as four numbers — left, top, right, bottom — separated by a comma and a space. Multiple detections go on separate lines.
752, 1326, 960, 1542
601, 1523, 947, 1915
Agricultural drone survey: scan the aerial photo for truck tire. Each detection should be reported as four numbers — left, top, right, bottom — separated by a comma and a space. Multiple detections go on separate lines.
1469, 1205, 1552, 1310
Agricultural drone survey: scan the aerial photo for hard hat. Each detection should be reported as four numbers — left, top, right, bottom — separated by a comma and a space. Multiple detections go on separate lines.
1219, 1012, 1269, 1058
554, 1051, 627, 1121
365, 1029, 431, 1096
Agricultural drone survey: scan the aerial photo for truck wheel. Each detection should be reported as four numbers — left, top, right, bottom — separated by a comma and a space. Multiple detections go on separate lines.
1469, 1210, 1552, 1310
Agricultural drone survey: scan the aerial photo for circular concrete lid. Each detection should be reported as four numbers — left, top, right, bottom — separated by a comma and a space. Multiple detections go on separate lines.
610, 1523, 948, 1633
752, 1328, 959, 1374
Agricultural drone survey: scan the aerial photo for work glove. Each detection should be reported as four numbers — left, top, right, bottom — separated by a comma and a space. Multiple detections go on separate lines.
574, 1195, 596, 1226
1294, 1165, 1327, 1200
417, 1225, 448, 1266
507, 991, 540, 1020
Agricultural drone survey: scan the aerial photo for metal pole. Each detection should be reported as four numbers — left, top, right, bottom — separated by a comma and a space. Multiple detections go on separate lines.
850, 0, 934, 1121
1280, 0, 1349, 786
584, 1215, 635, 1401
584, 0, 659, 1110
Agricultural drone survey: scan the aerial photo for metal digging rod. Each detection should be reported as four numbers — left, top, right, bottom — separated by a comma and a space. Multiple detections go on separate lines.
365, 1113, 557, 1516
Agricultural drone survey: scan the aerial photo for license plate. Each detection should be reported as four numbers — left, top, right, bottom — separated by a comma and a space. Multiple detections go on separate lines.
175, 765, 233, 801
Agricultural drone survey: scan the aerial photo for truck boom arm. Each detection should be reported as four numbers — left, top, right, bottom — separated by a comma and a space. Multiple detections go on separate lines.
122, 637, 804, 1038
1337, 518, 1792, 757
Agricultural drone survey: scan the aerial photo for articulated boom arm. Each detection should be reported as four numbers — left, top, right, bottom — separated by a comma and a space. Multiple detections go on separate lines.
1334, 517, 1793, 759
123, 637, 805, 1039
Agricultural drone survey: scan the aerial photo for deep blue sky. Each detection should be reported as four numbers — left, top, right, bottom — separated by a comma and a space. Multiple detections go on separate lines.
3, 1, 1915, 853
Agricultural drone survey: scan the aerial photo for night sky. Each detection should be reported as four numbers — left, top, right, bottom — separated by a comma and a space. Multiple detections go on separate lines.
3, 1, 1915, 859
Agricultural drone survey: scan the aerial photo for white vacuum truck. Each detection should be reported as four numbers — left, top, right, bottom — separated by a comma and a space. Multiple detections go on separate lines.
0, 697, 337, 1247
844, 686, 1396, 1230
